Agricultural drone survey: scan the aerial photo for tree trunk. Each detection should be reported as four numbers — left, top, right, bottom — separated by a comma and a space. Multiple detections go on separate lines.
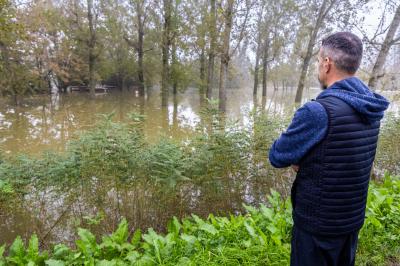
253, 51, 260, 95
295, 0, 334, 103
261, 96, 266, 111
262, 34, 270, 97
0, 41, 13, 100
368, 4, 400, 89
253, 10, 263, 96
206, 0, 216, 99
218, 0, 234, 112
87, 0, 96, 98
136, 1, 145, 96
199, 8, 207, 99
199, 47, 206, 98
173, 93, 178, 130
0, 42, 10, 69
13, 94, 20, 106
161, 0, 172, 107
88, 55, 95, 97
253, 94, 258, 110
172, 38, 178, 95
172, 0, 180, 95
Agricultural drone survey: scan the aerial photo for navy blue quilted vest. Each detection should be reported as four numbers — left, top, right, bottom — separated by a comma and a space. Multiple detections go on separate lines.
292, 96, 380, 236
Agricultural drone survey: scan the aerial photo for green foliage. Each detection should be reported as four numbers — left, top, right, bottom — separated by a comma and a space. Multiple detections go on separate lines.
4, 235, 48, 265
251, 109, 288, 157
183, 126, 251, 181
0, 190, 292, 265
376, 114, 400, 175
0, 152, 79, 196
0, 111, 399, 265
144, 139, 188, 186
0, 109, 278, 195
0, 179, 14, 200
1, 177, 399, 265
69, 113, 145, 182
356, 173, 400, 265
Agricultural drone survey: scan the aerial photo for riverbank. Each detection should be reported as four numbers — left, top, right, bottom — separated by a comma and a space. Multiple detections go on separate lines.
0, 109, 399, 265
1, 174, 399, 265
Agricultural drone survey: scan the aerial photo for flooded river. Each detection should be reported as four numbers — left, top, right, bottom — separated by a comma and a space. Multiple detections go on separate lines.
0, 86, 328, 155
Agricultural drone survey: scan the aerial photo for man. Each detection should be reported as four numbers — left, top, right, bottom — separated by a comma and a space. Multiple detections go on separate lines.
269, 32, 389, 266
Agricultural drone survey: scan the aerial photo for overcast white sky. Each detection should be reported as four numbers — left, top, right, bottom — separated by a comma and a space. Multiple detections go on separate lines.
359, 0, 400, 40
246, 0, 397, 65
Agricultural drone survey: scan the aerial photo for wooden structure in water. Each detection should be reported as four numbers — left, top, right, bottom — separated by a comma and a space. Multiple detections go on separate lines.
68, 85, 116, 93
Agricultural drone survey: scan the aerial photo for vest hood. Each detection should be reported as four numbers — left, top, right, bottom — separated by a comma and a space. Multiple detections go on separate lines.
316, 77, 389, 123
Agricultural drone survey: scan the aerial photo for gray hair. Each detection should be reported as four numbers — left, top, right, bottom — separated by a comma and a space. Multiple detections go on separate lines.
321, 32, 363, 74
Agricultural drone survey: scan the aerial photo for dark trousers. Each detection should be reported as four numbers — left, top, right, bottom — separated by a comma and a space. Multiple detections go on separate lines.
290, 224, 359, 266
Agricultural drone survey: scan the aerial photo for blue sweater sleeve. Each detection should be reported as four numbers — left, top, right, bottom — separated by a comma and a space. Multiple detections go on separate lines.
268, 101, 328, 168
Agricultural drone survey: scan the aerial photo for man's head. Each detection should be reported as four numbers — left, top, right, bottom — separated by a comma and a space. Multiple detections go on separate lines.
317, 32, 363, 89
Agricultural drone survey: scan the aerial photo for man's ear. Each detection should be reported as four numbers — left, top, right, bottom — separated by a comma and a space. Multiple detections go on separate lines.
324, 57, 331, 73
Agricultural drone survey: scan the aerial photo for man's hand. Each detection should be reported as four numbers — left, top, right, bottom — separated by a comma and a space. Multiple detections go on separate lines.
291, 165, 299, 172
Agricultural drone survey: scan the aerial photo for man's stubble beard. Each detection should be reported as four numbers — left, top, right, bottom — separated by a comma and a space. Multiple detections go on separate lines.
318, 75, 328, 90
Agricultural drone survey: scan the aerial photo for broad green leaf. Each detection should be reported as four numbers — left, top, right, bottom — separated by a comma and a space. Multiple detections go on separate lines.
176, 257, 191, 266
180, 234, 197, 244
131, 229, 142, 247
167, 217, 181, 235
367, 216, 382, 228
45, 259, 65, 266
9, 236, 25, 259
267, 224, 278, 234
97, 259, 116, 266
111, 218, 129, 244
243, 204, 257, 215
199, 223, 217, 235
52, 244, 71, 259
191, 214, 204, 226
0, 245, 5, 257
27, 234, 39, 259
125, 250, 140, 263
78, 228, 96, 246
244, 222, 256, 239
260, 205, 274, 220
142, 228, 159, 245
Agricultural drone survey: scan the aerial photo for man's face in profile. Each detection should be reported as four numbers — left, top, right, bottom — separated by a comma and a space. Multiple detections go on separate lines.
317, 48, 328, 90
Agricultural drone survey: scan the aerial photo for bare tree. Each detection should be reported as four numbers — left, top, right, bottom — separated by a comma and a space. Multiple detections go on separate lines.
368, 3, 400, 89
294, 0, 337, 103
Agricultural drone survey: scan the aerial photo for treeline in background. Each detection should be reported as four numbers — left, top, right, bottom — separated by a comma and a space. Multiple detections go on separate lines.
0, 0, 399, 110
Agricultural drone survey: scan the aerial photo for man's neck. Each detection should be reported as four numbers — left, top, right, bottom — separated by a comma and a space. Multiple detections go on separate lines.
326, 74, 354, 88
